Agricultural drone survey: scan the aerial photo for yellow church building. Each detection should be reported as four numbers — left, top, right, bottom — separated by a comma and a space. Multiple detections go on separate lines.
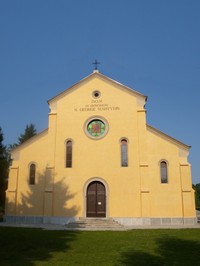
5, 71, 196, 226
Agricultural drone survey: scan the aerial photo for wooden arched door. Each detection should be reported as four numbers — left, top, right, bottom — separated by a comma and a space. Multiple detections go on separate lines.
87, 181, 106, 217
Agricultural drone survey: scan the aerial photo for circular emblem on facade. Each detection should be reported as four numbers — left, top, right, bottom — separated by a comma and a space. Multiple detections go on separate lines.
84, 117, 108, 139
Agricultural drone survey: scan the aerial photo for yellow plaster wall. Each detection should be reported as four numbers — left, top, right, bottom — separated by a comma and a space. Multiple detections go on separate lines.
147, 128, 195, 217
7, 131, 48, 216
55, 76, 145, 217
6, 73, 195, 220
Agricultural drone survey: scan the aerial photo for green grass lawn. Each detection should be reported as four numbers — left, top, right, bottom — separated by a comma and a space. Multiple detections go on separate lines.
0, 227, 200, 266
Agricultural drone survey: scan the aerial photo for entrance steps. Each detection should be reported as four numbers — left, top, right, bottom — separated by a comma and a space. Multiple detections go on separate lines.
65, 218, 124, 230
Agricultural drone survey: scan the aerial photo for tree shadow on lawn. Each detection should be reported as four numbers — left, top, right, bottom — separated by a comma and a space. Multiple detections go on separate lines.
117, 234, 200, 266
0, 227, 79, 265
3, 169, 80, 265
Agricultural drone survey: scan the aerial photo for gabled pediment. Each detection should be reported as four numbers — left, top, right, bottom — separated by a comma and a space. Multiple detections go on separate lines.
47, 71, 147, 106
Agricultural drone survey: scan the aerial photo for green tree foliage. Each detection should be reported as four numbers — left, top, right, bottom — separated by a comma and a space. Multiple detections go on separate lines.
193, 183, 200, 210
9, 123, 37, 149
18, 123, 37, 144
0, 127, 9, 210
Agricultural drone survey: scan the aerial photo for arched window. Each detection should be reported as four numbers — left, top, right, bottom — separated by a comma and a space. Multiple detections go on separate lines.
160, 161, 168, 183
121, 139, 128, 167
66, 140, 72, 168
29, 163, 36, 185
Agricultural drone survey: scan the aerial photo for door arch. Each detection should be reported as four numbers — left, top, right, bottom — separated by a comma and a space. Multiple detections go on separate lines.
87, 181, 106, 217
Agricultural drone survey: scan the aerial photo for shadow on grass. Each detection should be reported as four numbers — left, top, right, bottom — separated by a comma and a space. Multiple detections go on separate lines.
0, 227, 78, 265
3, 168, 80, 265
117, 236, 200, 266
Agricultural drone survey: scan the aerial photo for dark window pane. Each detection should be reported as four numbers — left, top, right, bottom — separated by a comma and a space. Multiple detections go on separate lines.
121, 139, 128, 167
66, 140, 72, 168
29, 164, 36, 185
161, 161, 168, 183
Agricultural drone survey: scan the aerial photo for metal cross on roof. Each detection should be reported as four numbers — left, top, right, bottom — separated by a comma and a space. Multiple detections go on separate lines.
92, 59, 100, 70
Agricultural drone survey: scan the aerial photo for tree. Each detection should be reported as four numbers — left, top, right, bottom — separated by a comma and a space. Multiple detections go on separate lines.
17, 123, 37, 144
8, 123, 37, 161
8, 123, 37, 150
193, 183, 200, 210
196, 183, 200, 210
0, 127, 9, 210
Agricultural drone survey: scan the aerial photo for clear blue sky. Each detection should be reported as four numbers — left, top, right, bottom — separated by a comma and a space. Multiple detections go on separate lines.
0, 0, 200, 183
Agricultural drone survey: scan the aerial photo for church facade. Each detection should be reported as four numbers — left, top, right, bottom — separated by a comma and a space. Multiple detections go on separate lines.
5, 71, 196, 226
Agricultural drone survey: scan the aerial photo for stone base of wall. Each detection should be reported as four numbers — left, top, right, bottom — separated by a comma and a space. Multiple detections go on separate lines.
113, 217, 197, 226
4, 215, 197, 226
4, 215, 79, 225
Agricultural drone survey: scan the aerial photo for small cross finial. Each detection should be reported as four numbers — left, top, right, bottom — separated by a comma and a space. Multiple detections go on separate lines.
92, 59, 100, 70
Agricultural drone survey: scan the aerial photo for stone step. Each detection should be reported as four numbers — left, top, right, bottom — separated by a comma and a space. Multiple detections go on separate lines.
66, 218, 124, 230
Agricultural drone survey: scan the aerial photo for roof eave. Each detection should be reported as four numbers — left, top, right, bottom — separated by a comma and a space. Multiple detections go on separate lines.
47, 71, 147, 105
11, 129, 48, 152
147, 124, 191, 150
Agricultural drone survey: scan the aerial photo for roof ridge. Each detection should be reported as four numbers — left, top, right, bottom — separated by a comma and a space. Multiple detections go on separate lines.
47, 71, 147, 104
